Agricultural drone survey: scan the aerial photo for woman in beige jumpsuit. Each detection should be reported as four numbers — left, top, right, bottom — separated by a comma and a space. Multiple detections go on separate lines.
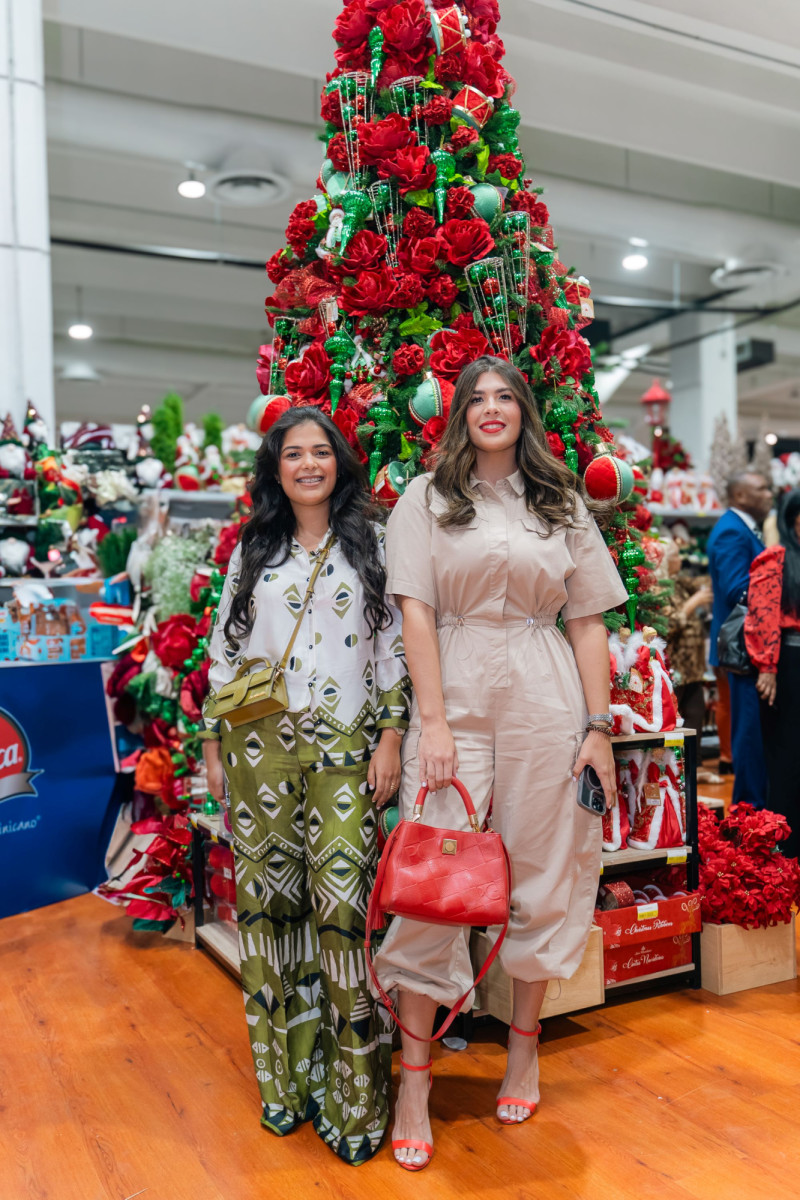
372, 356, 628, 1169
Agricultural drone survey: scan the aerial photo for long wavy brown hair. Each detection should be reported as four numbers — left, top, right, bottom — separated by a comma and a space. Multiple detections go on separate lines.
430, 356, 580, 531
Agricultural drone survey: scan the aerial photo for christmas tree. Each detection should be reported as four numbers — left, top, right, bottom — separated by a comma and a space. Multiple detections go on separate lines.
256, 0, 663, 632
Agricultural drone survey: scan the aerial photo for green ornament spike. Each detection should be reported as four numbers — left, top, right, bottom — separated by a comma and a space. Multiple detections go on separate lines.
619, 537, 646, 630
430, 149, 456, 225
324, 328, 355, 414
338, 190, 373, 256
369, 26, 384, 86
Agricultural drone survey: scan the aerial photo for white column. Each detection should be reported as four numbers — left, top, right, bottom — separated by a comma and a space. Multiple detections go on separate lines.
0, 0, 54, 434
669, 312, 737, 472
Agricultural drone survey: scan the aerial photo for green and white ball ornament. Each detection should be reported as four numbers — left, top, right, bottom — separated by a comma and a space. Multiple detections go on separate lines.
409, 374, 453, 426
583, 451, 635, 503
247, 394, 291, 436
320, 158, 348, 200
469, 183, 504, 229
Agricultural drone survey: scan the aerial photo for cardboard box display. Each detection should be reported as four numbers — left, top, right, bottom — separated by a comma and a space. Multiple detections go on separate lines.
604, 934, 693, 986
472, 925, 605, 1020
594, 892, 701, 948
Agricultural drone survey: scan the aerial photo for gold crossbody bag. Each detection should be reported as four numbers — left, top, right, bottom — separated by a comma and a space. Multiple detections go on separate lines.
207, 534, 334, 729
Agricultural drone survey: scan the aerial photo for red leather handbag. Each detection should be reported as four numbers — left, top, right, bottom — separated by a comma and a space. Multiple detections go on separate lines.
365, 777, 512, 1041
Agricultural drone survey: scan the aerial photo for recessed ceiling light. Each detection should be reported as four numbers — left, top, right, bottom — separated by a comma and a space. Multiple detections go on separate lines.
765, 432, 778, 445
629, 237, 649, 248
68, 322, 93, 340
622, 253, 648, 271
178, 177, 206, 199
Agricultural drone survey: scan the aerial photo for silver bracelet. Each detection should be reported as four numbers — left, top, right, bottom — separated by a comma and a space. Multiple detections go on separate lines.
587, 712, 613, 725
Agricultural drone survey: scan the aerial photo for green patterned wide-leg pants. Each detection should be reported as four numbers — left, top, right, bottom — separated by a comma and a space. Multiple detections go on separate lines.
221, 709, 391, 1165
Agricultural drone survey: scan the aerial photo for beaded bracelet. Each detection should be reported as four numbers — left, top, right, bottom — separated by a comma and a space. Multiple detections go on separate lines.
585, 723, 613, 738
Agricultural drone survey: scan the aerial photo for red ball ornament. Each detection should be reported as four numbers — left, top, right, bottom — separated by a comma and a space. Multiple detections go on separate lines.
583, 453, 635, 503
247, 394, 291, 435
631, 463, 648, 499
174, 463, 202, 491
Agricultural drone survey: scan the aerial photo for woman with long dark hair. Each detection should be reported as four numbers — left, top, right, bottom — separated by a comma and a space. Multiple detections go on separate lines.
201, 408, 410, 1165
371, 357, 628, 1170
745, 487, 800, 854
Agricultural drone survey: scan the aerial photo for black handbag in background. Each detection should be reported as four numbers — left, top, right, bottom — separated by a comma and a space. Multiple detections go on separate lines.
717, 592, 754, 675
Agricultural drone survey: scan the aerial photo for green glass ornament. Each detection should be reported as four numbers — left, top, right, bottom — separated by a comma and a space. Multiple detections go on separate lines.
469, 183, 504, 229
430, 148, 456, 225
324, 328, 355, 414
203, 794, 220, 816
619, 538, 646, 631
369, 26, 384, 86
338, 189, 373, 256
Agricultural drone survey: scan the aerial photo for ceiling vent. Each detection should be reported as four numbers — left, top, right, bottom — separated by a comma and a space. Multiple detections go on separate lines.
710, 260, 785, 290
208, 147, 290, 208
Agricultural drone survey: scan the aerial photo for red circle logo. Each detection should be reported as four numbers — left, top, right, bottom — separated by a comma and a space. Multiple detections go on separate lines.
0, 708, 41, 804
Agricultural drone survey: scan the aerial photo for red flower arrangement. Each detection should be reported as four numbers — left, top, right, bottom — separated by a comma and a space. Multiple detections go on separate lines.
403, 207, 436, 238
446, 185, 475, 219
438, 217, 495, 266
266, 250, 292, 285
335, 229, 389, 275
449, 126, 480, 153
698, 804, 800, 929
427, 273, 459, 309
397, 235, 442, 278
389, 271, 426, 309
358, 113, 416, 165
285, 199, 319, 257
421, 94, 453, 125
340, 267, 396, 316
326, 132, 351, 173
151, 614, 200, 672
488, 152, 523, 180
378, 143, 436, 194
509, 190, 550, 226
392, 342, 426, 377
284, 341, 333, 401
378, 0, 432, 56
529, 325, 592, 383
429, 326, 490, 381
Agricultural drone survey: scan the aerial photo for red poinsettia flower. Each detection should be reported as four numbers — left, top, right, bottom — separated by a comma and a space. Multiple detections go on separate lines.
151, 614, 200, 672
392, 343, 426, 377
421, 94, 453, 125
334, 229, 389, 275
378, 0, 432, 54
214, 523, 242, 566
438, 217, 495, 266
397, 235, 442, 278
449, 126, 480, 153
389, 272, 426, 309
445, 185, 475, 219
340, 267, 396, 316
529, 326, 592, 383
426, 273, 459, 309
284, 341, 333, 401
326, 131, 351, 172
429, 327, 490, 381
509, 191, 550, 226
403, 207, 436, 238
488, 152, 523, 179
358, 113, 416, 165
378, 144, 436, 194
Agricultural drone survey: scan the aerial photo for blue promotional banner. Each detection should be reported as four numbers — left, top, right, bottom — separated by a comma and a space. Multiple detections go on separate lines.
0, 662, 117, 919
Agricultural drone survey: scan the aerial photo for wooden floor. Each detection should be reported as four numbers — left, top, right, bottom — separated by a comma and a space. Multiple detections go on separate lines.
2, 883, 799, 1200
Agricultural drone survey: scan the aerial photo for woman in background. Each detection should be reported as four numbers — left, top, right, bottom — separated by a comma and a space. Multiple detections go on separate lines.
744, 488, 800, 855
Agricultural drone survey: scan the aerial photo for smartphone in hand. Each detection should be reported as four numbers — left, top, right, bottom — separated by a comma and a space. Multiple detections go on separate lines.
576, 765, 607, 817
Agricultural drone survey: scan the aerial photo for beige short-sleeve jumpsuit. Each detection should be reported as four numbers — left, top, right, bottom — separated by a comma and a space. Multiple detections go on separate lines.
371, 471, 629, 1006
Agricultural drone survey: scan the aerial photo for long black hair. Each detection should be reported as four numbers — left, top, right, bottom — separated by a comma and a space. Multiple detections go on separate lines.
225, 407, 391, 646
778, 488, 800, 618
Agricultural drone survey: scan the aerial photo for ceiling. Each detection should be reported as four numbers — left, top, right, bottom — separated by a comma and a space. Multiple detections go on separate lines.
41, 0, 800, 445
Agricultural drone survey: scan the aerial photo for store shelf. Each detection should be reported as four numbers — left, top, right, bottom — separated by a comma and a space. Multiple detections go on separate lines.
189, 811, 232, 844
606, 963, 696, 990
601, 845, 691, 869
196, 921, 240, 976
646, 507, 721, 522
611, 729, 696, 746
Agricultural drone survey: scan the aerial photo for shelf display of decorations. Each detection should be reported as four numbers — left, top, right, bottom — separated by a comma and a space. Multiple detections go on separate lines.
595, 876, 701, 988
698, 804, 800, 994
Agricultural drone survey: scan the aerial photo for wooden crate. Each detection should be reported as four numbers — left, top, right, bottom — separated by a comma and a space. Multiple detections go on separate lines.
700, 917, 796, 995
471, 926, 604, 1022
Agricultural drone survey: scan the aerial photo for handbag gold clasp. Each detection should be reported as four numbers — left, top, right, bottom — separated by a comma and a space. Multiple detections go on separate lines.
468, 814, 481, 834
442, 839, 457, 855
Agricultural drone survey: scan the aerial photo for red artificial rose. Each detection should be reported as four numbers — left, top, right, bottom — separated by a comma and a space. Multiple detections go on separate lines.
398, 235, 441, 278
377, 51, 429, 89
151, 614, 200, 672
576, 438, 594, 473
333, 0, 372, 50
266, 250, 292, 284
460, 39, 506, 98
438, 216, 495, 266
331, 404, 359, 447
422, 415, 447, 447
378, 0, 431, 54
546, 432, 566, 459
389, 271, 425, 309
378, 143, 436, 194
530, 326, 592, 383
319, 88, 344, 128
105, 652, 140, 700
446, 185, 475, 219
426, 273, 459, 309
214, 523, 242, 566
340, 267, 395, 316
451, 310, 476, 332
488, 152, 523, 179
464, 0, 500, 24
326, 131, 351, 173
392, 343, 426, 376
421, 94, 453, 125
335, 229, 389, 275
358, 113, 416, 165
403, 207, 436, 238
429, 327, 490, 381
179, 660, 210, 724
434, 48, 466, 85
334, 41, 370, 70
284, 341, 333, 401
285, 199, 319, 256
509, 191, 550, 226
449, 125, 480, 154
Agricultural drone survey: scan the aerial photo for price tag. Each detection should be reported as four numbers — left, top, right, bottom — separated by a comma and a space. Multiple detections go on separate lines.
664, 733, 684, 748
598, 862, 604, 875
667, 848, 688, 864
636, 902, 659, 921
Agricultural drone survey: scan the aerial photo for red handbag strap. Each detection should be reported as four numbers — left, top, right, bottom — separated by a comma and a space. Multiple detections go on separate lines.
412, 777, 480, 830
365, 824, 513, 1042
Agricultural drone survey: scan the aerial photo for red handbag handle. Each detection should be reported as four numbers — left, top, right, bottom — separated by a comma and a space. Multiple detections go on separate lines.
411, 777, 481, 832
365, 795, 513, 1042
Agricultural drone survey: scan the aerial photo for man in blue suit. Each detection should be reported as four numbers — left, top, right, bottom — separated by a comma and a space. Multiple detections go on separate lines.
707, 471, 773, 807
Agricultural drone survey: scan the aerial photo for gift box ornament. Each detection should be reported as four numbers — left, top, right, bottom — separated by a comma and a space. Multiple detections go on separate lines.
452, 84, 493, 129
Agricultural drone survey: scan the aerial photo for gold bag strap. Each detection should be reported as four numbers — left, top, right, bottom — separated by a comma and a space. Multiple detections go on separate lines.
273, 533, 335, 679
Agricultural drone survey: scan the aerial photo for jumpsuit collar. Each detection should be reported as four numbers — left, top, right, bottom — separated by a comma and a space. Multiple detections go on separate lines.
470, 469, 525, 497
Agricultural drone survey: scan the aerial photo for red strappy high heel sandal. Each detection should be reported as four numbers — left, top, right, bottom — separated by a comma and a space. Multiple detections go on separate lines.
392, 1058, 434, 1170
496, 1022, 542, 1124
